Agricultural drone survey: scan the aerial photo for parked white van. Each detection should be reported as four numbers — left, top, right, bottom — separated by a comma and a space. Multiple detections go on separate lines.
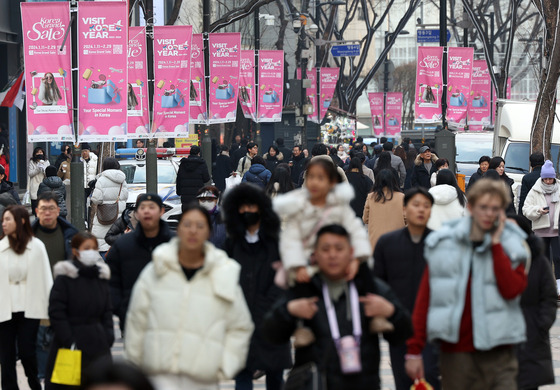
493, 100, 560, 205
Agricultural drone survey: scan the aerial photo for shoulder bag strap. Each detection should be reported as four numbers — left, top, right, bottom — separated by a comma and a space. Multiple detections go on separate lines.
115, 183, 123, 203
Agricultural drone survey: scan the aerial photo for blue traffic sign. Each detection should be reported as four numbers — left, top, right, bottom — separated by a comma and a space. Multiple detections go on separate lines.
331, 44, 360, 57
417, 29, 451, 43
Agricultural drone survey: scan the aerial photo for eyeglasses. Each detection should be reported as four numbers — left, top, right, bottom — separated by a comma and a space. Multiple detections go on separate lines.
38, 206, 57, 212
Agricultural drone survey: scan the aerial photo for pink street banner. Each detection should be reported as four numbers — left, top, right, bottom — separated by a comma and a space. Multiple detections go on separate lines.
239, 50, 257, 122
127, 27, 150, 139
297, 68, 318, 123
467, 60, 491, 131
208, 33, 241, 123
78, 1, 128, 142
415, 47, 444, 123
189, 34, 208, 125
152, 25, 192, 138
21, 2, 74, 142
257, 50, 284, 122
386, 92, 403, 137
367, 92, 384, 136
446, 47, 473, 129
319, 68, 339, 122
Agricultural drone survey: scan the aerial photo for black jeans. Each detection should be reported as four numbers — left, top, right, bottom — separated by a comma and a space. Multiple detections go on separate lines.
542, 236, 560, 279
235, 368, 284, 390
0, 312, 41, 390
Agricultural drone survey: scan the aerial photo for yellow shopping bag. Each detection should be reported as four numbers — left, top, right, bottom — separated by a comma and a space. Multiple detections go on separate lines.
50, 344, 82, 386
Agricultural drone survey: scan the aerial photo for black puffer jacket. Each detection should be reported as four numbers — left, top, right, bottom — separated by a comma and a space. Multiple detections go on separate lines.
176, 156, 211, 207
37, 176, 67, 217
517, 235, 557, 390
263, 264, 412, 390
213, 153, 233, 192
224, 234, 292, 372
104, 207, 137, 246
105, 220, 174, 330
45, 260, 114, 390
0, 180, 20, 205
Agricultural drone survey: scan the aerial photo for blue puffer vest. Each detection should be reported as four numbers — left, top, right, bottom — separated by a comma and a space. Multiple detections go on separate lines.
424, 217, 529, 350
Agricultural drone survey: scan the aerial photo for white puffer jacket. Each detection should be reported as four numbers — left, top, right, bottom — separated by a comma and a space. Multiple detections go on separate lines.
91, 169, 128, 251
81, 152, 98, 188
273, 181, 371, 269
125, 239, 254, 382
427, 184, 466, 230
28, 159, 50, 200
522, 178, 560, 231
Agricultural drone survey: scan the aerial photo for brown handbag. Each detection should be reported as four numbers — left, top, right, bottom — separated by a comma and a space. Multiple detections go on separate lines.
96, 183, 123, 225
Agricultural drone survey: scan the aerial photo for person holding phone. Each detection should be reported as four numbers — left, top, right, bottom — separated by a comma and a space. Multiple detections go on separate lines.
406, 178, 529, 389
522, 160, 560, 297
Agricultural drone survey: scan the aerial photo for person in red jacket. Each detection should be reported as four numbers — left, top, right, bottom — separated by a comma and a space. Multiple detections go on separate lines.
405, 179, 529, 389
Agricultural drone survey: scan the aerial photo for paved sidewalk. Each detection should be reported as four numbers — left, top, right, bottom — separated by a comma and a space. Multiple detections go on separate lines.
12, 311, 560, 389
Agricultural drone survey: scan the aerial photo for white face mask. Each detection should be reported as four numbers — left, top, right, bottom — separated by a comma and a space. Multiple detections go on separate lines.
79, 249, 100, 266
199, 200, 216, 211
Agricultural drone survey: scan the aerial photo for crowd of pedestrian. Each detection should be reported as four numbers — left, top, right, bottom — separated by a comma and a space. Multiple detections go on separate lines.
1, 135, 559, 390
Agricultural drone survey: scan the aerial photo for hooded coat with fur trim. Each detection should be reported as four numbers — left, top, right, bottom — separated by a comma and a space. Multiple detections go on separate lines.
125, 238, 254, 382
411, 153, 438, 189
263, 152, 284, 172
273, 182, 371, 270
45, 260, 113, 390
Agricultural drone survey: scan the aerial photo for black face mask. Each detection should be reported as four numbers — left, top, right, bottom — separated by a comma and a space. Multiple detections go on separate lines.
241, 212, 260, 227
36, 154, 44, 160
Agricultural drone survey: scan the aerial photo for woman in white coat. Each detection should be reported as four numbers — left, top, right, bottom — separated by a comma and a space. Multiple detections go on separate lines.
427, 169, 466, 230
523, 160, 560, 294
90, 157, 128, 254
28, 146, 50, 215
0, 205, 53, 390
125, 203, 254, 390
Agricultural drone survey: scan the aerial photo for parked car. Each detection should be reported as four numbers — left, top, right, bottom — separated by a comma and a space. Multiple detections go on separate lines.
455, 131, 493, 186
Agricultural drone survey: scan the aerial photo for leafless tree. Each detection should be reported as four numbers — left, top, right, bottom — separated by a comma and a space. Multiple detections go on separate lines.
529, 0, 560, 159
392, 62, 416, 130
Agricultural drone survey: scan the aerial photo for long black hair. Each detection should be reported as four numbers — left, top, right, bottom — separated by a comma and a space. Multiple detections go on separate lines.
489, 156, 513, 183
221, 183, 280, 240
347, 157, 363, 175
31, 146, 45, 162
265, 163, 294, 196
375, 151, 392, 171
372, 169, 401, 203
435, 169, 466, 207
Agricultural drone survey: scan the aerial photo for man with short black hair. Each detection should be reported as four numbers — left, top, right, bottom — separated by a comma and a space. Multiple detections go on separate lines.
106, 193, 174, 333
263, 224, 412, 389
230, 134, 242, 155
232, 138, 248, 169
136, 139, 145, 148
518, 152, 545, 215
466, 155, 491, 192
237, 142, 259, 178
290, 144, 307, 187
276, 137, 292, 161
31, 192, 78, 379
374, 142, 406, 187
373, 187, 440, 390
176, 145, 211, 211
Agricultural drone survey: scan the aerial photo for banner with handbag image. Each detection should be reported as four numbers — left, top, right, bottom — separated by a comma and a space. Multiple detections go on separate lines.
96, 183, 123, 225
51, 344, 82, 386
